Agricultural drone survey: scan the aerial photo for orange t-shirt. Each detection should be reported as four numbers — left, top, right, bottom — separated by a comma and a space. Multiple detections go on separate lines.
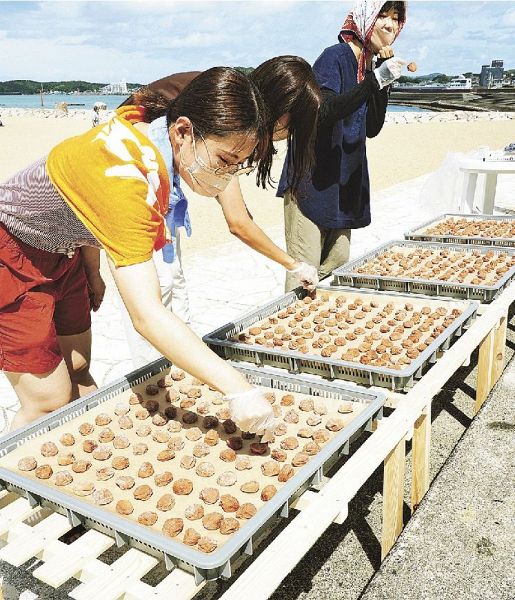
46, 106, 171, 267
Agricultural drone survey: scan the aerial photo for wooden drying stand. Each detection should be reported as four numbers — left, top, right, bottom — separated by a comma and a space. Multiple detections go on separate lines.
0, 283, 513, 600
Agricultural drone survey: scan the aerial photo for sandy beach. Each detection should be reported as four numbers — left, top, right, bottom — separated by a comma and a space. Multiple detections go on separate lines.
0, 111, 513, 256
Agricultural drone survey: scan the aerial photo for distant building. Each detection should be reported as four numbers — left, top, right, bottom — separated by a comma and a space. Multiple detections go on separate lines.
100, 80, 128, 95
480, 60, 504, 88
447, 75, 472, 90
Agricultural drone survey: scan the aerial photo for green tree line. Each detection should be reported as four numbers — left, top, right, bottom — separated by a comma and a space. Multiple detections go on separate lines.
1, 71, 256, 94
0, 80, 142, 94
397, 74, 462, 85
235, 67, 255, 76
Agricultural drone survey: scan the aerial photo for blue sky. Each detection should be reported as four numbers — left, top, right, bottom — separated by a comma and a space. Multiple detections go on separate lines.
1, 1, 514, 83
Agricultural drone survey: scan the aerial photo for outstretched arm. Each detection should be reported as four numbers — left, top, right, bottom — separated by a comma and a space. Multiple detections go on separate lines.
216, 178, 319, 290
110, 257, 251, 395
217, 177, 297, 270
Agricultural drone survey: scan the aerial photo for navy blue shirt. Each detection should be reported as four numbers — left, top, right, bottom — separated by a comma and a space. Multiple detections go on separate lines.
277, 42, 371, 230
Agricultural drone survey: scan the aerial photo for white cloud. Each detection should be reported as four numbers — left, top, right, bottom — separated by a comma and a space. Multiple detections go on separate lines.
0, 0, 513, 83
417, 45, 429, 61
155, 32, 231, 49
504, 7, 515, 26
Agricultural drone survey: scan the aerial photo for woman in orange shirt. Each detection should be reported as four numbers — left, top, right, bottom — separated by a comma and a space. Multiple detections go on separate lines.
0, 67, 275, 438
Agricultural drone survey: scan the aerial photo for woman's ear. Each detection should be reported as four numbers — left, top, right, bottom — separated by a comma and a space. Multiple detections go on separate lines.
171, 116, 193, 147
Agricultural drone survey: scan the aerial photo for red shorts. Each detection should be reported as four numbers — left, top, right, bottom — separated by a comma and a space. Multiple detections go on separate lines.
0, 224, 91, 374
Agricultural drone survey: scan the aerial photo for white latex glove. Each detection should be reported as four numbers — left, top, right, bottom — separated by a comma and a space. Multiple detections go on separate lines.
374, 57, 407, 89
287, 261, 319, 292
226, 388, 276, 442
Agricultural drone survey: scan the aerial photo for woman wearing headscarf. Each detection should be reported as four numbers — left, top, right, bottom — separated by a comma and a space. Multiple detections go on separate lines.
277, 1, 407, 291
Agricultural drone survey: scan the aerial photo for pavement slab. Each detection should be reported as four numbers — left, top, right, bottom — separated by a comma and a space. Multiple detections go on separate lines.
360, 357, 515, 600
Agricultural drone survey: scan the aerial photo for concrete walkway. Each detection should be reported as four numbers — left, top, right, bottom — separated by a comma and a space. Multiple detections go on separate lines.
361, 357, 515, 600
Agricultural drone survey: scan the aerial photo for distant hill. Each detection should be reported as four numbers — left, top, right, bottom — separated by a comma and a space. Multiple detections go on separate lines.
417, 72, 445, 81
235, 67, 255, 76
0, 80, 143, 94
398, 72, 461, 85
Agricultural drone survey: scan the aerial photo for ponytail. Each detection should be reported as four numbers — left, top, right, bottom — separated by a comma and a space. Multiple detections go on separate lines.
131, 88, 171, 123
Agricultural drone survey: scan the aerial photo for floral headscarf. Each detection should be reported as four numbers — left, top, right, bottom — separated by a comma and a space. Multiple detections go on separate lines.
338, 0, 406, 82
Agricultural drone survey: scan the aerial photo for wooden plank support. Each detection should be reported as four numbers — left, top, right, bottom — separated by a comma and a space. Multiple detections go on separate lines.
491, 312, 508, 383
74, 557, 109, 583
475, 311, 508, 414
0, 497, 37, 538
476, 325, 496, 410
0, 512, 72, 567
33, 529, 115, 588
381, 437, 406, 560
289, 490, 319, 513
411, 404, 431, 513
69, 548, 158, 600
125, 568, 204, 600
291, 488, 351, 523
0, 489, 11, 504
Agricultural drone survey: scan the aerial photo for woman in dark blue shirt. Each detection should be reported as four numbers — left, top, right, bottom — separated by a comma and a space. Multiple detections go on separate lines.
278, 0, 407, 290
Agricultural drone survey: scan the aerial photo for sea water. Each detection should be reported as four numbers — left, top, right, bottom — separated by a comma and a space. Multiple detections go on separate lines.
0, 94, 129, 110
0, 94, 430, 112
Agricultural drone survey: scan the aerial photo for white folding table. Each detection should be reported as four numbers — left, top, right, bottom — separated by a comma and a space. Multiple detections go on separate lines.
459, 158, 515, 214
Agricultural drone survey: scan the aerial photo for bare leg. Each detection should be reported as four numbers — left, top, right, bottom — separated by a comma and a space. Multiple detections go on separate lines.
58, 328, 97, 400
5, 360, 73, 431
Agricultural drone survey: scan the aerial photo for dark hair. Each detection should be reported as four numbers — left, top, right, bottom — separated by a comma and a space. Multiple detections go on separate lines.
133, 67, 270, 165
380, 1, 406, 22
250, 56, 321, 194
129, 88, 168, 121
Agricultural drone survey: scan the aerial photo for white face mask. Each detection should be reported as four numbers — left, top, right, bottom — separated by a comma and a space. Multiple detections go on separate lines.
179, 130, 233, 196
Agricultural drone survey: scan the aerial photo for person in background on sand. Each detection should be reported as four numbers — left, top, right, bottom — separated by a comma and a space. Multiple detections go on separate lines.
278, 0, 407, 291
0, 67, 276, 438
119, 57, 322, 367
56, 101, 69, 115
91, 101, 108, 127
